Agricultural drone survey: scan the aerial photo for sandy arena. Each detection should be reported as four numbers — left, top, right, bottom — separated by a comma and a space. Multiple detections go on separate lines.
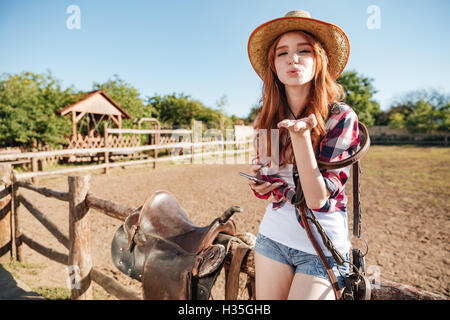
9, 149, 450, 299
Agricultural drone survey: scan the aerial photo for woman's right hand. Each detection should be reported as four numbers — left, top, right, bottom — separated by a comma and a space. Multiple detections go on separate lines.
248, 164, 283, 195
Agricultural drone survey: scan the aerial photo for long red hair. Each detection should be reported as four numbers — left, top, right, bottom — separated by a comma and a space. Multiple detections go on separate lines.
254, 31, 345, 166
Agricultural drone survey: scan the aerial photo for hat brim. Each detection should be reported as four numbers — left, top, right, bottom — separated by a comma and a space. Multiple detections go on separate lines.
248, 16, 350, 80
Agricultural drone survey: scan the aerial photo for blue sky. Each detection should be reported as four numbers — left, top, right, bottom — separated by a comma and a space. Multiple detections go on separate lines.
0, 0, 449, 118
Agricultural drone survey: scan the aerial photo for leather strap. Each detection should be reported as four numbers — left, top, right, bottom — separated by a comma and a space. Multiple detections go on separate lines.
225, 244, 251, 299
297, 204, 342, 300
352, 161, 362, 237
305, 210, 345, 266
317, 122, 370, 170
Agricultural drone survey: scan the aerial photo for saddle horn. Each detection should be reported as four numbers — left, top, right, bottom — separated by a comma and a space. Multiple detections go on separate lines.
219, 205, 243, 223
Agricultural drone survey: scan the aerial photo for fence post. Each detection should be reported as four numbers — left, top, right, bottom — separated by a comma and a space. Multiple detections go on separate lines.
10, 171, 22, 262
68, 175, 92, 300
0, 164, 12, 263
31, 157, 39, 184
104, 123, 110, 175
192, 120, 202, 164
190, 129, 194, 165
153, 124, 159, 169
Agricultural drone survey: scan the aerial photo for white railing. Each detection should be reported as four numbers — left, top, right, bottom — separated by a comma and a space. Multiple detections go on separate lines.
1, 138, 254, 181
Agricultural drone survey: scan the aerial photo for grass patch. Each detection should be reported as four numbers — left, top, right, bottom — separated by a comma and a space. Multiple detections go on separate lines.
34, 286, 71, 300
2, 259, 43, 279
2, 259, 112, 300
33, 285, 111, 300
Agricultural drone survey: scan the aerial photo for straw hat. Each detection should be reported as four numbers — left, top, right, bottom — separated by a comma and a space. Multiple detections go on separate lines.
248, 10, 350, 80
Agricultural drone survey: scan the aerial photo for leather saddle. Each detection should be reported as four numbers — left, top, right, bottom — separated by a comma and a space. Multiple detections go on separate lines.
111, 190, 240, 299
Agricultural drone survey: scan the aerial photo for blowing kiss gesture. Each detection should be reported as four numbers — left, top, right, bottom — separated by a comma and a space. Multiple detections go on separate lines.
277, 113, 318, 135
249, 113, 319, 195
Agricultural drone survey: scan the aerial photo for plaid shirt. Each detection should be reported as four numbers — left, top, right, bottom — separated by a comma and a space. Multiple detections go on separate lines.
251, 103, 360, 214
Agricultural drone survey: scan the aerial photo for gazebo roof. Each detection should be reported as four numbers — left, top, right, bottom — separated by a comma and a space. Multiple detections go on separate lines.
60, 90, 131, 119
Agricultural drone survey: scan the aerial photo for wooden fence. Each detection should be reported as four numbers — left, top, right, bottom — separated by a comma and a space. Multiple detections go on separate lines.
0, 166, 140, 299
0, 163, 259, 300
370, 135, 449, 146
0, 162, 446, 300
0, 132, 254, 182
368, 126, 449, 146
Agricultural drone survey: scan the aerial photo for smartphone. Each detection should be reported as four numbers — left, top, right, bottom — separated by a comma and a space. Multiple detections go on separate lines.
238, 172, 266, 185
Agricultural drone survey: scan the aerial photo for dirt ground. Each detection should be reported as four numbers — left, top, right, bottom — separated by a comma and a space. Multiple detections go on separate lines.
6, 146, 450, 299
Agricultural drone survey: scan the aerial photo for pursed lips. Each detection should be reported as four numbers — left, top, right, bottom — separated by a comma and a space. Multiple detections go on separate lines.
287, 68, 302, 75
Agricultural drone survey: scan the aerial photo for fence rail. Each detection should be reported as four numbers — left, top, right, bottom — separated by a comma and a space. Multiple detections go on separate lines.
0, 138, 254, 182
368, 130, 449, 146
106, 128, 192, 135
0, 167, 144, 300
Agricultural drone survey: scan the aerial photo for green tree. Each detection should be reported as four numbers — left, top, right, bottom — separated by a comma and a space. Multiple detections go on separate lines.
147, 93, 227, 129
388, 112, 406, 129
435, 102, 450, 132
387, 88, 449, 133
404, 100, 437, 133
0, 71, 82, 148
337, 71, 381, 126
92, 74, 155, 128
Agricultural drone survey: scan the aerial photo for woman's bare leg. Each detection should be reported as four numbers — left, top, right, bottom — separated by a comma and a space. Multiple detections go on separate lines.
254, 252, 294, 300
287, 273, 336, 300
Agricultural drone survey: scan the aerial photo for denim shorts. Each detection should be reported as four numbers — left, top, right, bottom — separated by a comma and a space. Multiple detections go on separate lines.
254, 233, 350, 289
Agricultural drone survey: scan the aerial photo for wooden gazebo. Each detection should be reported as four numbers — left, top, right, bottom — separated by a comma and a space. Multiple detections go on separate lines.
60, 90, 131, 140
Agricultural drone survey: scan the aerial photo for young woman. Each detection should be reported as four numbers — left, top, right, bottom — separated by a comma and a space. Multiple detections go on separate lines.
247, 10, 360, 300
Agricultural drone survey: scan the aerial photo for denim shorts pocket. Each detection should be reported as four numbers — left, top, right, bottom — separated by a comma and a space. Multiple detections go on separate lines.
254, 233, 271, 252
254, 233, 290, 266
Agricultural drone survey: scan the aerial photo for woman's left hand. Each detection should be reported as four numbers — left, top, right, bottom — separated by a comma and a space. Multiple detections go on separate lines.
277, 113, 317, 135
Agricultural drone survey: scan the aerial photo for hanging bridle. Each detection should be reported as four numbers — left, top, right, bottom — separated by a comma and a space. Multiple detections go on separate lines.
288, 105, 372, 300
